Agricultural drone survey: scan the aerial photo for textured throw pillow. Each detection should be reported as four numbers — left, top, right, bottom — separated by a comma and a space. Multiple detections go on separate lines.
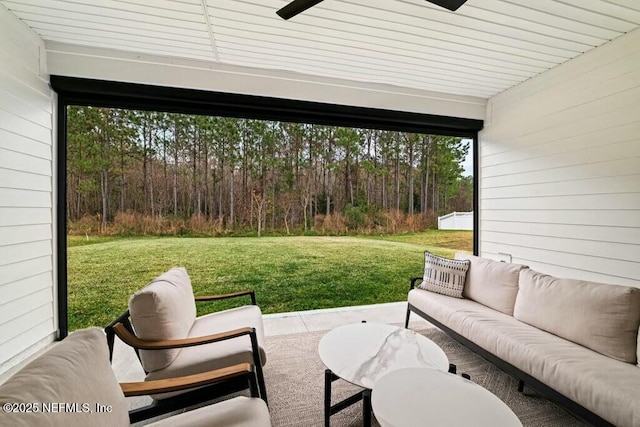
418, 252, 470, 298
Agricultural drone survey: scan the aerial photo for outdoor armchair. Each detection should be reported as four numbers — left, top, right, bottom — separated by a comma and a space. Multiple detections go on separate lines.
0, 327, 271, 427
105, 267, 267, 421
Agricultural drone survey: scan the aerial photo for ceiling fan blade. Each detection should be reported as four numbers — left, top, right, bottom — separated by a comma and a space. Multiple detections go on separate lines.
426, 0, 468, 11
277, 0, 325, 20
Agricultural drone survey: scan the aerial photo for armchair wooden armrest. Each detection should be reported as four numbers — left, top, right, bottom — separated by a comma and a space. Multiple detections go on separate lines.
195, 289, 256, 305
120, 363, 253, 397
410, 276, 423, 290
113, 323, 254, 350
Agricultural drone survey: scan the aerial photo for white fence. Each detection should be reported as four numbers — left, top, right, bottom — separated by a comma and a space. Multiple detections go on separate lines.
438, 211, 474, 230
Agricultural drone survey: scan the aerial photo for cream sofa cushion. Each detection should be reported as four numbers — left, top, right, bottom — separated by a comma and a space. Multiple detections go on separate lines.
0, 328, 130, 427
147, 396, 271, 427
492, 318, 640, 427
514, 269, 640, 363
130, 267, 197, 372
455, 252, 527, 315
408, 289, 640, 427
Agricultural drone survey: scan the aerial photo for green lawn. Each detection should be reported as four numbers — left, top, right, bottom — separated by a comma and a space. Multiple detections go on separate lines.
67, 231, 472, 330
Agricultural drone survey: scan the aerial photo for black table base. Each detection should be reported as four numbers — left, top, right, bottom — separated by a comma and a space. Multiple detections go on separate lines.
324, 368, 371, 427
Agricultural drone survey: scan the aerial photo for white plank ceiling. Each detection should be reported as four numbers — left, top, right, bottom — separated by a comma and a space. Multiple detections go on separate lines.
2, 0, 640, 99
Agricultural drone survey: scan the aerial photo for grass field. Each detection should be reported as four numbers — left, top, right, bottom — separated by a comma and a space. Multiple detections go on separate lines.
67, 230, 472, 330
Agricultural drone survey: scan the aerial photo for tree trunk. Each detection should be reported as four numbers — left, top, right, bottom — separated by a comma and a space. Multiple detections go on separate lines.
173, 122, 179, 216
150, 158, 155, 217
100, 168, 109, 232
230, 167, 235, 227
271, 172, 276, 231
162, 127, 168, 217
142, 122, 148, 215
423, 136, 431, 214
407, 136, 414, 215
395, 150, 400, 211
192, 128, 199, 216
204, 140, 209, 219
120, 142, 126, 213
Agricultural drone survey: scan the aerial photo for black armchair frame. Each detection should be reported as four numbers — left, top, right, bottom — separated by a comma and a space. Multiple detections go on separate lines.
105, 289, 267, 423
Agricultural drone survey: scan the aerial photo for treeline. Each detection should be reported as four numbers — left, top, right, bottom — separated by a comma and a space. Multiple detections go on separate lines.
66, 107, 472, 235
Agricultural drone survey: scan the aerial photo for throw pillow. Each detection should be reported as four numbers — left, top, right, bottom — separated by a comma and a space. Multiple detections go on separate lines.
418, 251, 470, 298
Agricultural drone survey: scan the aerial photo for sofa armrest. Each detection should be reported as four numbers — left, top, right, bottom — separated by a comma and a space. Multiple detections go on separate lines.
410, 277, 423, 290
120, 363, 253, 397
195, 289, 256, 305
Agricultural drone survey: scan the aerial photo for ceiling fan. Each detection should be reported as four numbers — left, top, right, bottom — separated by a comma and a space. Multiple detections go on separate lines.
276, 0, 468, 20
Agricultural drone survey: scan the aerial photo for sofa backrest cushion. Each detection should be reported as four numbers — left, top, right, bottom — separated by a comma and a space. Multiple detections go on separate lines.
0, 328, 130, 427
129, 267, 197, 372
515, 269, 640, 363
455, 253, 527, 315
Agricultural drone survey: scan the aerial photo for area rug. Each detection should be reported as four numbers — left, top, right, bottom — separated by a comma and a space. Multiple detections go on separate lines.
263, 326, 587, 427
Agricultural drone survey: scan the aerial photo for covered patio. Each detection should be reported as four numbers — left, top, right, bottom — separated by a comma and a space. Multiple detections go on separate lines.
1, 0, 639, 425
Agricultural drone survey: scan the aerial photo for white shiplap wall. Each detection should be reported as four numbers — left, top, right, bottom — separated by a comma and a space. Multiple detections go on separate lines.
0, 4, 56, 376
45, 42, 486, 121
479, 27, 640, 287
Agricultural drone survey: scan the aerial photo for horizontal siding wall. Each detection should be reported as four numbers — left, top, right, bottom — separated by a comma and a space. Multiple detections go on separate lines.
478, 28, 640, 287
0, 4, 56, 376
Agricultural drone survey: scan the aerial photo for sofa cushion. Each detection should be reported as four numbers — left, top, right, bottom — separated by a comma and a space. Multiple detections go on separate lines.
514, 269, 640, 363
0, 328, 130, 427
493, 318, 640, 427
129, 267, 197, 372
638, 326, 640, 368
417, 252, 470, 298
408, 288, 518, 356
408, 289, 640, 427
455, 253, 527, 315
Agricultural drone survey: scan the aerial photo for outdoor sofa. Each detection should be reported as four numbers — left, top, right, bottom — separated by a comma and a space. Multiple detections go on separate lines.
406, 252, 640, 427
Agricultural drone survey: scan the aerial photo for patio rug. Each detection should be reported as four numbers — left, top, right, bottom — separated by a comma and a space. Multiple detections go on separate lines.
263, 326, 588, 427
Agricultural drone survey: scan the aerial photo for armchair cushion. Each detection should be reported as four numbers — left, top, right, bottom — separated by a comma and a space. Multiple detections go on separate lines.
147, 396, 271, 427
0, 328, 130, 427
146, 305, 266, 399
129, 267, 197, 372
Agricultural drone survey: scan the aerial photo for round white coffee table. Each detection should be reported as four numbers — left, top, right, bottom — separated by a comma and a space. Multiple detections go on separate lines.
372, 368, 522, 427
318, 323, 449, 426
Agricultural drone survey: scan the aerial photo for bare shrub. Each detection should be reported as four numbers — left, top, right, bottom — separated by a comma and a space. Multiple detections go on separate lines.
68, 214, 101, 235
111, 211, 139, 235
69, 209, 439, 237
187, 214, 209, 234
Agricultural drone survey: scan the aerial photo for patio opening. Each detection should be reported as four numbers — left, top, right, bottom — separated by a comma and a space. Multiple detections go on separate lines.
53, 77, 481, 335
